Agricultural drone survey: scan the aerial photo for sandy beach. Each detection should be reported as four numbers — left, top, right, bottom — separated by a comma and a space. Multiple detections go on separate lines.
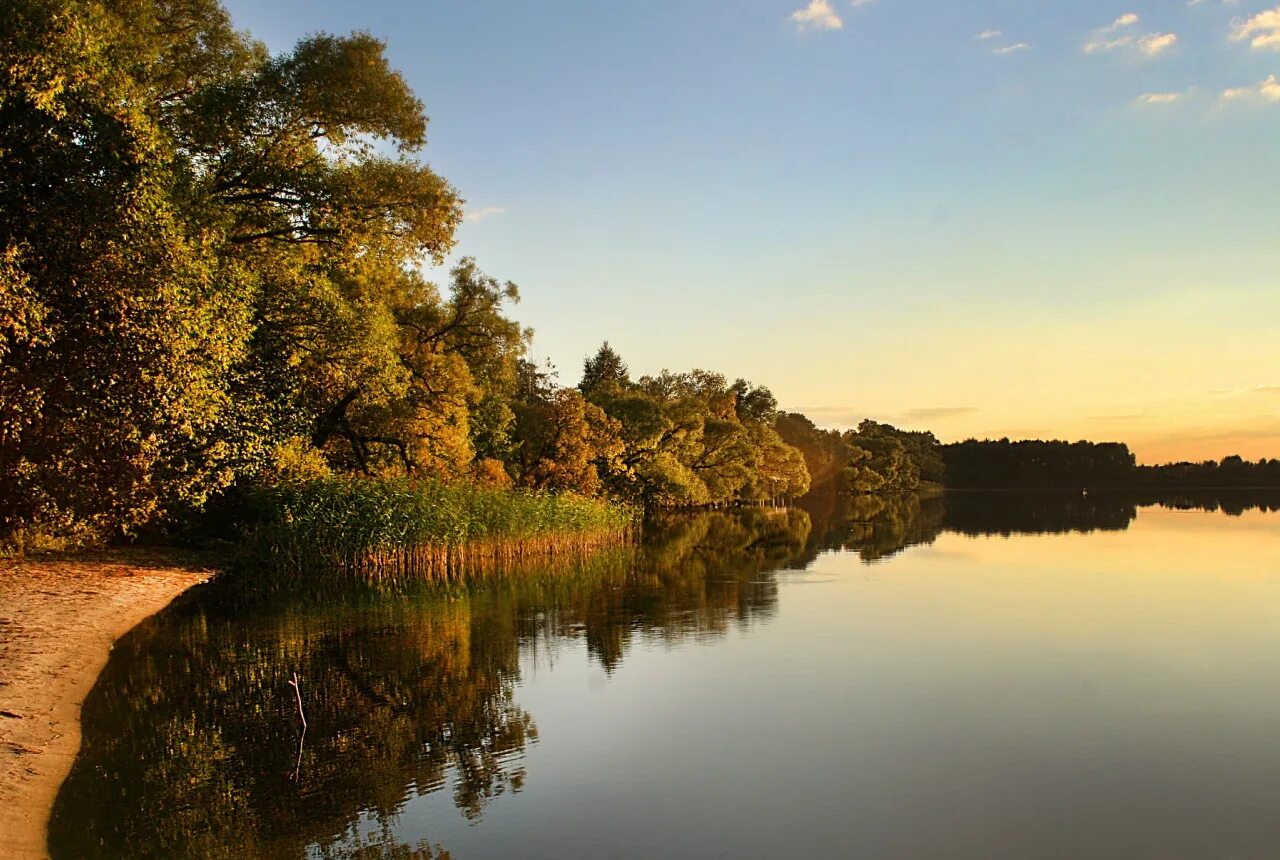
0, 552, 214, 859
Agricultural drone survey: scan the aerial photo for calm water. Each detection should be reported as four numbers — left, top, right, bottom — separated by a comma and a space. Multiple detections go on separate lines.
52, 491, 1280, 859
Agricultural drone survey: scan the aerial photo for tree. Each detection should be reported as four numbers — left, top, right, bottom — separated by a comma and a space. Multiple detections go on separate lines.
579, 341, 630, 397
1, 0, 256, 538
509, 390, 623, 495
1, 0, 484, 540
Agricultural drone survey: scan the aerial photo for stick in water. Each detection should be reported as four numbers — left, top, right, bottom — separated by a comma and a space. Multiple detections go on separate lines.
287, 672, 307, 730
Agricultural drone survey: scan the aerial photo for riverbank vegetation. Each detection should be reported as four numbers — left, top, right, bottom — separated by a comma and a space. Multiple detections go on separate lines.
3, 0, 1274, 558
0, 0, 818, 554
241, 478, 634, 584
0, 0, 917, 558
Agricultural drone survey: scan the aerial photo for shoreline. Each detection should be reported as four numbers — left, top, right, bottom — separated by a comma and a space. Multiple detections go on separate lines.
0, 551, 215, 860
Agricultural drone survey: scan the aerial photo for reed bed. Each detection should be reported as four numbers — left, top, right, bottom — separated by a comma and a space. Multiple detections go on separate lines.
241, 477, 636, 585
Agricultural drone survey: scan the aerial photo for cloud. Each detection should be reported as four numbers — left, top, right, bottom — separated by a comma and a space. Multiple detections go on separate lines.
1139, 33, 1178, 55
1231, 6, 1280, 50
784, 406, 865, 430
993, 42, 1031, 54
901, 406, 981, 421
463, 205, 507, 223
1210, 384, 1280, 394
790, 0, 842, 31
1108, 13, 1141, 31
1137, 90, 1187, 104
1084, 13, 1177, 56
850, 0, 876, 6
1085, 32, 1177, 56
975, 29, 1002, 40
1222, 74, 1280, 102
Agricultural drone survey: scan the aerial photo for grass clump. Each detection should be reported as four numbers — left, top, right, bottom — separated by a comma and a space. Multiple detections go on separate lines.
242, 477, 636, 584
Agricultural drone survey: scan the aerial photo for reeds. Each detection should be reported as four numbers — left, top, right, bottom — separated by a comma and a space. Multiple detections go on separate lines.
241, 477, 636, 585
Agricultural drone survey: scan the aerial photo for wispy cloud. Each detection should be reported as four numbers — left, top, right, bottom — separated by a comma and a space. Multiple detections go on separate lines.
463, 205, 507, 223
1231, 6, 1280, 50
790, 0, 842, 31
785, 404, 980, 430
1084, 13, 1177, 56
1088, 414, 1144, 422
850, 0, 876, 6
1139, 32, 1178, 55
1109, 12, 1141, 30
901, 406, 980, 421
786, 405, 865, 430
1209, 384, 1280, 394
993, 42, 1031, 55
1136, 90, 1188, 104
975, 29, 1002, 41
1222, 74, 1280, 102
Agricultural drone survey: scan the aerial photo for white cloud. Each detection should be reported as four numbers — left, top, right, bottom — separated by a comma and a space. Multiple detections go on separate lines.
1221, 73, 1280, 102
1085, 36, 1128, 53
1136, 91, 1186, 104
1231, 6, 1280, 50
790, 0, 842, 31
975, 29, 1002, 40
1110, 12, 1141, 30
1084, 14, 1176, 56
1139, 32, 1178, 55
463, 205, 507, 224
993, 42, 1031, 55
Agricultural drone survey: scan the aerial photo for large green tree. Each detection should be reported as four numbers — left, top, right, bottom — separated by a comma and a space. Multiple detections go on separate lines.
1, 0, 255, 539
1, 0, 478, 540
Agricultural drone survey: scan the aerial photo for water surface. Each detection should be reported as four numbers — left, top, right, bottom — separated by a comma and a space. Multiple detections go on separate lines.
52, 492, 1280, 858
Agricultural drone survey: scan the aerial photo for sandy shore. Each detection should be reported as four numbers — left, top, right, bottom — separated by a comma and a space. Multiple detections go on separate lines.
0, 552, 215, 860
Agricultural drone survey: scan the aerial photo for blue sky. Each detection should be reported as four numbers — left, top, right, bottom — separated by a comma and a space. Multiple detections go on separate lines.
224, 0, 1280, 462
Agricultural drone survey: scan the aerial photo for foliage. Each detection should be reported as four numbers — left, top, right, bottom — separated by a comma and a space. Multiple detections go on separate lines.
241, 477, 635, 582
776, 414, 943, 496
942, 439, 1137, 488
10, 0, 1266, 548
1, 0, 256, 538
579, 354, 811, 507
0, 0, 816, 545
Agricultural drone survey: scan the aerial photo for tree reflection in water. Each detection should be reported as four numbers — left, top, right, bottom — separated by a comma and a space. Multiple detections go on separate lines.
50, 491, 1280, 858
51, 508, 811, 859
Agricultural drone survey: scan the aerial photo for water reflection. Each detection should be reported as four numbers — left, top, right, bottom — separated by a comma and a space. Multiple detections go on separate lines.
50, 491, 1280, 859
51, 508, 813, 859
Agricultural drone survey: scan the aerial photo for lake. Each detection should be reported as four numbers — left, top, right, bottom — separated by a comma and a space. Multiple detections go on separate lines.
51, 491, 1280, 859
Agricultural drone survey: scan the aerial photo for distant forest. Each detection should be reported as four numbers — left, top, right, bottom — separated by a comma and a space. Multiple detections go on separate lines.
942, 439, 1280, 490
1, 0, 1275, 547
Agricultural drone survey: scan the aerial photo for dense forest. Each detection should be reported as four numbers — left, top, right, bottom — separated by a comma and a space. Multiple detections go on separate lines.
2, 1, 1274, 552
943, 440, 1280, 490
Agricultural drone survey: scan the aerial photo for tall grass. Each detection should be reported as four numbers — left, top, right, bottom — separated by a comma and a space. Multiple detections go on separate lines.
241, 477, 636, 585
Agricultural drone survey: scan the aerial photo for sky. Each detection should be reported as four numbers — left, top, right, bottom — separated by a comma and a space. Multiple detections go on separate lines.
222, 0, 1280, 464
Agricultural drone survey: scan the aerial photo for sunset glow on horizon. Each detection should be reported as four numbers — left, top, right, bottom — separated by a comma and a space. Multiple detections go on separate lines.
224, 0, 1279, 463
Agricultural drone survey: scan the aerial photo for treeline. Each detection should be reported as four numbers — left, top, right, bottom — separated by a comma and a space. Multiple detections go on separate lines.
5, 1, 1271, 550
0, 0, 829, 547
3, 0, 963, 552
943, 440, 1137, 488
775, 414, 944, 494
943, 439, 1280, 489
1135, 457, 1280, 489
